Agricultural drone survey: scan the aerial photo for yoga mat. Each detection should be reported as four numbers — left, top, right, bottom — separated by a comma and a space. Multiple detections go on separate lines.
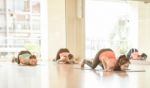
130, 60, 150, 65
73, 67, 100, 70
117, 69, 145, 72
73, 67, 145, 72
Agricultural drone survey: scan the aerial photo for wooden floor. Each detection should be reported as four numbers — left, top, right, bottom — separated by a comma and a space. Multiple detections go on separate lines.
0, 61, 150, 88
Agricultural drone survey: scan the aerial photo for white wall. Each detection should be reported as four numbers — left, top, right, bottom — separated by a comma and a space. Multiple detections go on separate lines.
47, 0, 66, 59
47, 0, 85, 60
66, 0, 85, 59
46, 0, 150, 60
138, 2, 150, 60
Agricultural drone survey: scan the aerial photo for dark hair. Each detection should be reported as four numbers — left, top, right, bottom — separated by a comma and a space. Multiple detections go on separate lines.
141, 53, 147, 60
118, 55, 130, 65
30, 55, 36, 59
68, 53, 74, 60
114, 55, 130, 71
17, 50, 31, 64
127, 48, 138, 59
55, 48, 70, 61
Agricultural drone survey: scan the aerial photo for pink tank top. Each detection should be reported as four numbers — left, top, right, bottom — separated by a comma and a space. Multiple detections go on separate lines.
99, 51, 116, 61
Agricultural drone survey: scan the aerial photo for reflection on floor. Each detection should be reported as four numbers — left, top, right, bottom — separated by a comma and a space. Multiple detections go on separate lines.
0, 61, 150, 88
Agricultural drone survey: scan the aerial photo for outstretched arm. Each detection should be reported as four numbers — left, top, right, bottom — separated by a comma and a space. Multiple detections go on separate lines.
101, 56, 115, 71
101, 56, 108, 71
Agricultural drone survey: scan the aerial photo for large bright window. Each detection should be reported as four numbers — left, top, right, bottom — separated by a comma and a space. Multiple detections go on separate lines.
85, 0, 138, 58
0, 0, 48, 61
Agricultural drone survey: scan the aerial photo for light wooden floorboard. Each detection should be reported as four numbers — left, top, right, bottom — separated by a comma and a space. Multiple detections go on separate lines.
0, 61, 150, 88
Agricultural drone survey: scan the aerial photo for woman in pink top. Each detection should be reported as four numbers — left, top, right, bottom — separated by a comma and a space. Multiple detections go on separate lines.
81, 48, 130, 71
99, 50, 117, 71
127, 48, 147, 60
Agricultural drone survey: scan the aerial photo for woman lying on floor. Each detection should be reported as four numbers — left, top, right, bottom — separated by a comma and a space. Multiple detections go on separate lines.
80, 48, 130, 71
12, 50, 37, 66
53, 48, 78, 64
127, 48, 147, 60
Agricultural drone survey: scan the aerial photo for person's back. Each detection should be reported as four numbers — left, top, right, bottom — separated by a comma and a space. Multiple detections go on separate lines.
99, 50, 116, 61
99, 49, 117, 71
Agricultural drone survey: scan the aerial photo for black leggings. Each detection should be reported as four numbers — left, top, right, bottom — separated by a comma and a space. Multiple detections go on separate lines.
84, 48, 113, 69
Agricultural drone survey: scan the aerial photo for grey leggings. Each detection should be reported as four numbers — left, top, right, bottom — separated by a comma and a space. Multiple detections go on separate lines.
84, 48, 113, 69
84, 58, 102, 69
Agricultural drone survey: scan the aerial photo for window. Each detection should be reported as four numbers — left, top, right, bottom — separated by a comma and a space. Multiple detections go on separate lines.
0, 0, 48, 60
85, 0, 138, 58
